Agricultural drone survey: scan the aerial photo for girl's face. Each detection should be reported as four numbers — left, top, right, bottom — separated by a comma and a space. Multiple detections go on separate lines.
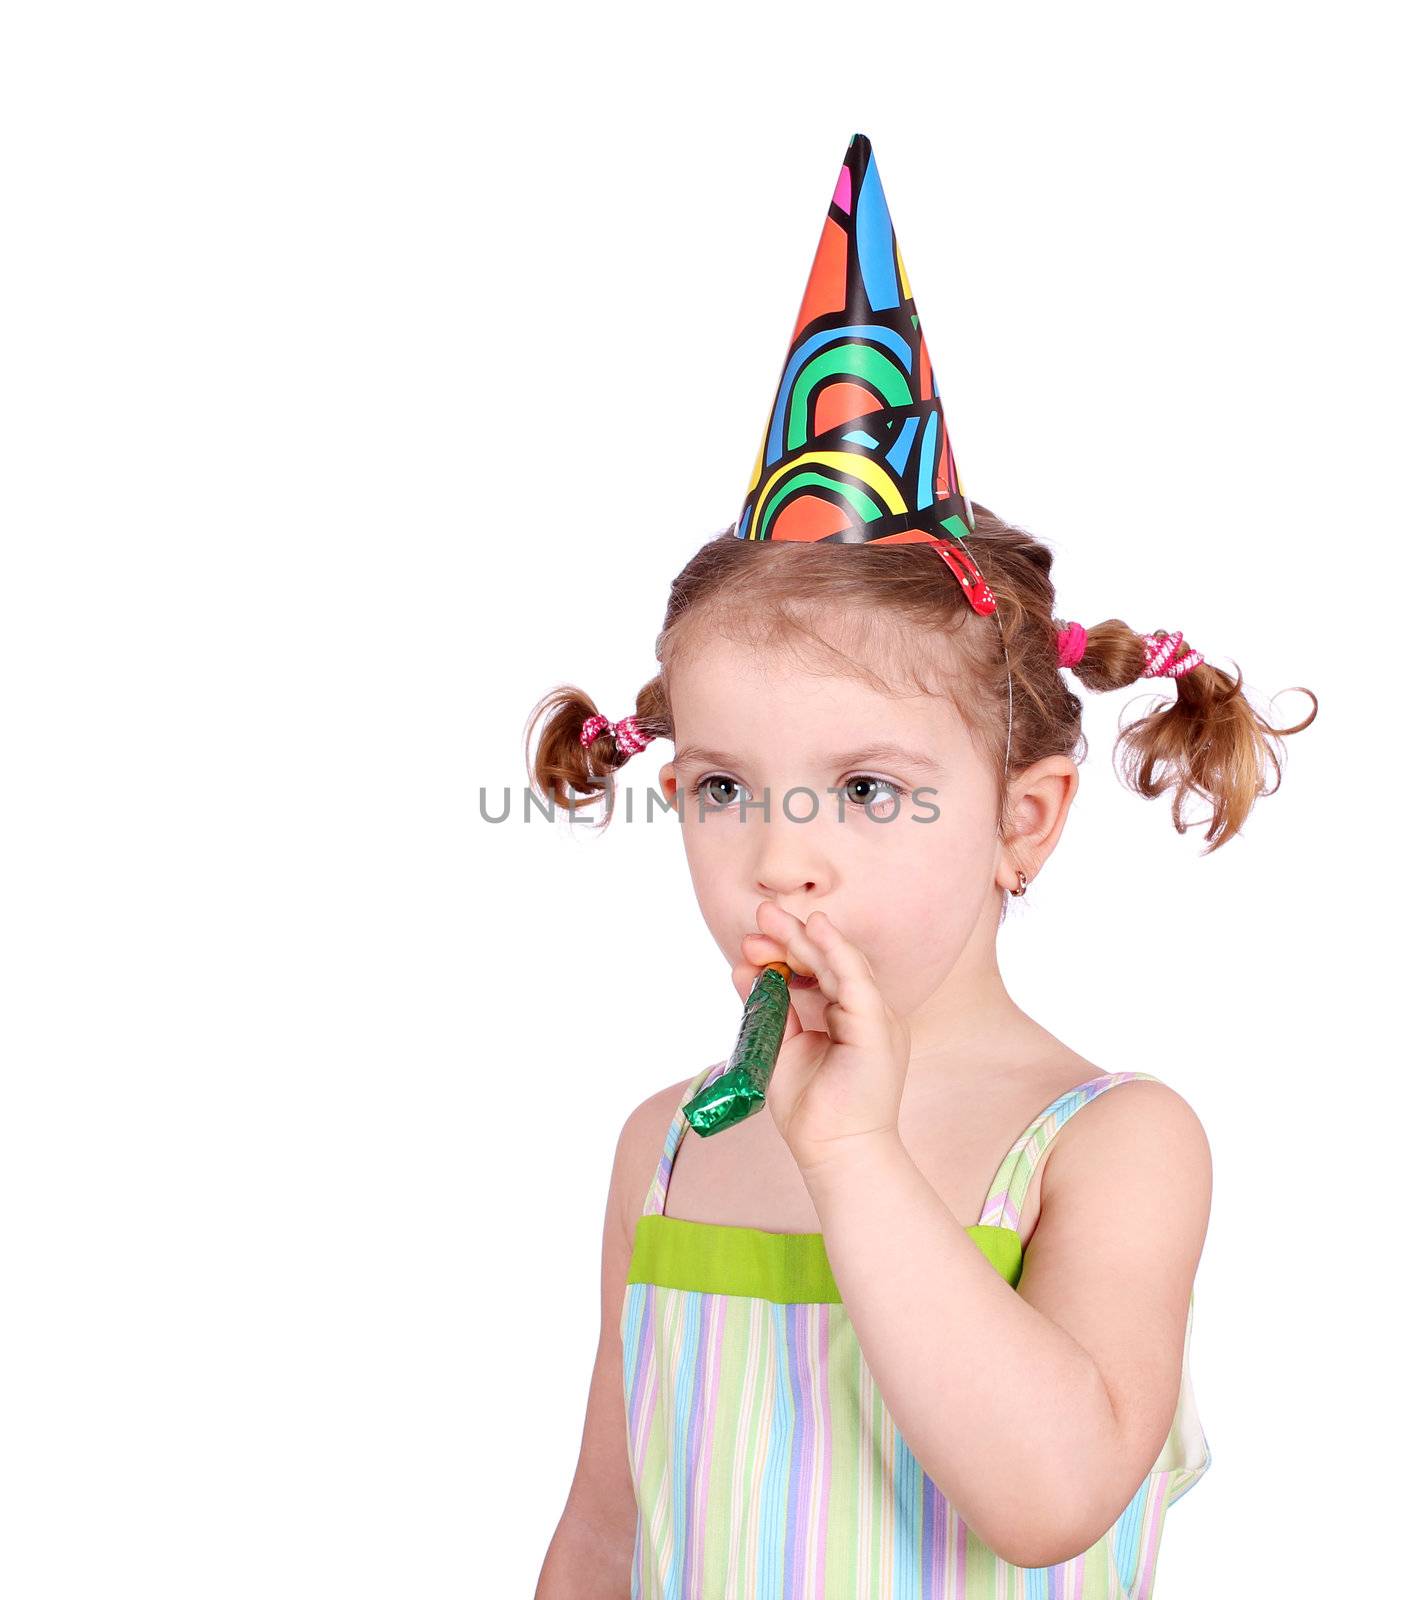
657, 637, 1007, 1033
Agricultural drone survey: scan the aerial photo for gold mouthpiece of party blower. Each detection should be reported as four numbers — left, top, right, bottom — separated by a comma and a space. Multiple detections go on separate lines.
682, 962, 792, 1136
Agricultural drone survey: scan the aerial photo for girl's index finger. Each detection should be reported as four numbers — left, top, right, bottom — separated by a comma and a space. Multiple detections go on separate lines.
754, 901, 832, 993
805, 910, 871, 970
756, 903, 880, 1018
804, 911, 884, 1010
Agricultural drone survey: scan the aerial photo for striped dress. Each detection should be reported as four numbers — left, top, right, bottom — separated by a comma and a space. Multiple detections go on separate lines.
620, 1059, 1211, 1599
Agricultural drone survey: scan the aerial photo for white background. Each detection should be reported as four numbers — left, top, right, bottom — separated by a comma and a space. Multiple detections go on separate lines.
1, 2, 1403, 1595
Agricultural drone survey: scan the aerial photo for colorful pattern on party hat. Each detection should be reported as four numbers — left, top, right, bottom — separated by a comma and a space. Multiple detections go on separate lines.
735, 132, 996, 616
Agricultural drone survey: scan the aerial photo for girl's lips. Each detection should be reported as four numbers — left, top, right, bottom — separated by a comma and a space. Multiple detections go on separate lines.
787, 971, 819, 989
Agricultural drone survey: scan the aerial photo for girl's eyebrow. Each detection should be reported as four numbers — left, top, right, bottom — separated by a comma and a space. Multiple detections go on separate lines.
673, 742, 943, 774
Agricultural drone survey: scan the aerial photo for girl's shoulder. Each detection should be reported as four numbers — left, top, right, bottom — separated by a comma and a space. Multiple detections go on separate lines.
1037, 1073, 1213, 1235
1009, 1043, 1207, 1158
1054, 1071, 1207, 1138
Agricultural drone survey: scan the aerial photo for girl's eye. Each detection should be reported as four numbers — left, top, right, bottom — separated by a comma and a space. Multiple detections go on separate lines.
692, 774, 745, 809
688, 774, 904, 811
843, 774, 904, 808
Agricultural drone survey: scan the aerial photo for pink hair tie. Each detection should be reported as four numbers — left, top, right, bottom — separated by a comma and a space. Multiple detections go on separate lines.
579, 712, 654, 758
1140, 630, 1204, 680
1055, 620, 1088, 668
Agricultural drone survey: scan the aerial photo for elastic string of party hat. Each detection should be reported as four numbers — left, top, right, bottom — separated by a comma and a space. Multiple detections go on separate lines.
992, 618, 1205, 842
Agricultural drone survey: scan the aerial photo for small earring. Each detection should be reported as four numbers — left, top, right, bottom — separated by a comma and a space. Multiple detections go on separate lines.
1010, 870, 1028, 897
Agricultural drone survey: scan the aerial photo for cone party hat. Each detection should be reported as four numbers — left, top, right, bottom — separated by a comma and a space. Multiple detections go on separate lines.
735, 132, 996, 616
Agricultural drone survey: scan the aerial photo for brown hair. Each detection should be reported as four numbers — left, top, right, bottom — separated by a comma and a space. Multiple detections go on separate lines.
525, 503, 1317, 864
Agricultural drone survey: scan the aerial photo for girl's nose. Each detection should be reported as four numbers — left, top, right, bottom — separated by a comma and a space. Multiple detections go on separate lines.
749, 795, 835, 898
756, 876, 818, 896
754, 842, 833, 900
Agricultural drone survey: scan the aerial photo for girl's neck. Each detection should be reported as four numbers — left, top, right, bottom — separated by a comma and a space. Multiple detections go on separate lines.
903, 937, 1047, 1085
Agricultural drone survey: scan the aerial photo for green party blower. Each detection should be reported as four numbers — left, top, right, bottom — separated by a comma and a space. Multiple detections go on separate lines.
683, 962, 793, 1136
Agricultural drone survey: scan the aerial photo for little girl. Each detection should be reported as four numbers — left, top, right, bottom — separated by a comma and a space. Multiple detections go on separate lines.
528, 134, 1316, 1600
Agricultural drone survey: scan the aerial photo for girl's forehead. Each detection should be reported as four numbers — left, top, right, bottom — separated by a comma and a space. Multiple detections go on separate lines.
668, 600, 956, 696
667, 644, 972, 759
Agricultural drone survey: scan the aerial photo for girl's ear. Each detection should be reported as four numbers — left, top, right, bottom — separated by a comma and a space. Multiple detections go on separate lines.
1004, 755, 1080, 881
658, 762, 679, 809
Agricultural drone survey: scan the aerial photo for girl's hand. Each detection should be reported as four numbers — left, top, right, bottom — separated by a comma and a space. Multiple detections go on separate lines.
732, 901, 911, 1180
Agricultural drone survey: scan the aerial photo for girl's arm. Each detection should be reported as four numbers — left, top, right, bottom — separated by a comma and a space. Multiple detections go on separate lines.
535, 1081, 688, 1599
802, 1080, 1211, 1570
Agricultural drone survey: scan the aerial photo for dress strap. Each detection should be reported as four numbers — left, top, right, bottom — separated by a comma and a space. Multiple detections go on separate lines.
640, 1059, 729, 1217
976, 1071, 1165, 1230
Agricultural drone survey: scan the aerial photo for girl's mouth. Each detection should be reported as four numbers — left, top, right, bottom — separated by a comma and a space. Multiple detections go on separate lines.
787, 971, 819, 989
